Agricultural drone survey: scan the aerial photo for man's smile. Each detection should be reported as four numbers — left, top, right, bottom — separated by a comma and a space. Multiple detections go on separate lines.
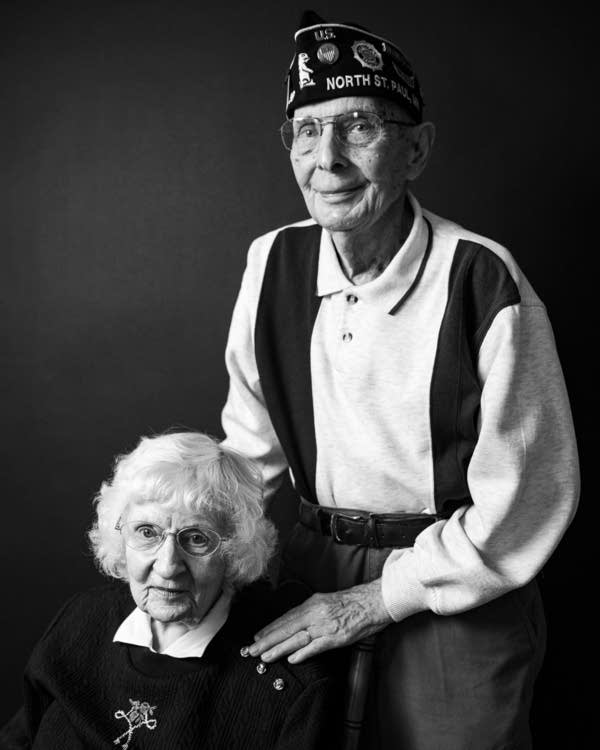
314, 184, 366, 202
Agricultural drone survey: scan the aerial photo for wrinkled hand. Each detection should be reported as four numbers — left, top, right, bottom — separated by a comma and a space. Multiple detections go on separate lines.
247, 579, 393, 664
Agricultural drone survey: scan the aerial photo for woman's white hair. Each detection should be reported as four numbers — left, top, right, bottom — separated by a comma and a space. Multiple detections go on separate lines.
88, 432, 277, 591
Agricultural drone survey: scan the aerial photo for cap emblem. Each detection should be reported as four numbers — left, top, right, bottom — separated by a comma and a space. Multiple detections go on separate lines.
317, 43, 339, 65
286, 19, 423, 121
351, 40, 383, 71
298, 52, 316, 88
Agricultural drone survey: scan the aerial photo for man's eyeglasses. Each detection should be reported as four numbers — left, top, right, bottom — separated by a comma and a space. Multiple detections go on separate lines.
280, 111, 414, 154
116, 520, 223, 557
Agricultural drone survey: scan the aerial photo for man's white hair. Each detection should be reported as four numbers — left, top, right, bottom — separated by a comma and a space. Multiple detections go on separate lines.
88, 432, 277, 591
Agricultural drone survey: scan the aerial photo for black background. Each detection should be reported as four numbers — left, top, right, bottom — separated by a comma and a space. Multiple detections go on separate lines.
1, 0, 592, 744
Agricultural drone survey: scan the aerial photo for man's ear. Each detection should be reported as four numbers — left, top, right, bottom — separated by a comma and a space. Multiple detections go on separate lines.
406, 121, 435, 181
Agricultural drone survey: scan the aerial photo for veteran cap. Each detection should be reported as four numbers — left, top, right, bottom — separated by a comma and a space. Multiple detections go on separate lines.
285, 10, 424, 122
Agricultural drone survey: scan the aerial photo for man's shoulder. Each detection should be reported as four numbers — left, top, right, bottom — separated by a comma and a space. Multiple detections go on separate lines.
237, 219, 321, 303
424, 208, 541, 305
425, 208, 510, 258
252, 217, 318, 245
247, 218, 319, 264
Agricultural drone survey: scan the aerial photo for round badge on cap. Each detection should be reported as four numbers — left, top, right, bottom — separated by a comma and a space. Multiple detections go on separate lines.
351, 40, 384, 70
317, 42, 339, 65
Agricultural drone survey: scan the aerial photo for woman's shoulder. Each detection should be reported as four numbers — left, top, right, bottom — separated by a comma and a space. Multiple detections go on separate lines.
228, 578, 312, 644
56, 581, 132, 618
225, 579, 346, 690
234, 578, 311, 618
36, 581, 133, 646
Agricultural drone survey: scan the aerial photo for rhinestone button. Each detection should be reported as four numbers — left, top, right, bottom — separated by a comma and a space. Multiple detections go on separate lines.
273, 678, 285, 691
240, 647, 250, 657
256, 662, 267, 674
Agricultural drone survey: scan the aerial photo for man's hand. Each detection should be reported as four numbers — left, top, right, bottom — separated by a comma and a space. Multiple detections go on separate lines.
247, 579, 393, 664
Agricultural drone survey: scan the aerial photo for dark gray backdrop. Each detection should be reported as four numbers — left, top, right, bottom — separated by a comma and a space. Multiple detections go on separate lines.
1, 0, 592, 744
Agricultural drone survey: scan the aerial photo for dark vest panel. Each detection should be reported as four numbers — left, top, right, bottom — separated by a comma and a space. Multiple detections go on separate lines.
255, 224, 322, 503
430, 240, 521, 512
254, 225, 520, 515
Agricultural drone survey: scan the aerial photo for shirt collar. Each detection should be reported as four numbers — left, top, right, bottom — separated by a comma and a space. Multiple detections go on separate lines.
113, 591, 232, 659
316, 192, 429, 312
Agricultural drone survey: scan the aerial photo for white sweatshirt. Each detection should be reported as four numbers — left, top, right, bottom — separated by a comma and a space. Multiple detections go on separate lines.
221, 193, 579, 621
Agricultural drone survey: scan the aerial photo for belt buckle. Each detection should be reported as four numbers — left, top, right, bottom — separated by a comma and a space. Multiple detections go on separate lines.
330, 512, 363, 543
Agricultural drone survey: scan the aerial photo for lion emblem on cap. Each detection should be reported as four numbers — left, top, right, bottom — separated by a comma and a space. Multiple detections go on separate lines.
298, 52, 316, 88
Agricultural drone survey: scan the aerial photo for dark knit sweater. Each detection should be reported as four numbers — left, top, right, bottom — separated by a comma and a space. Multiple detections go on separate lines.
1, 582, 344, 749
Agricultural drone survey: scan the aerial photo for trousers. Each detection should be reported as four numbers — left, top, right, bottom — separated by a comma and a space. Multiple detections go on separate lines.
280, 519, 547, 750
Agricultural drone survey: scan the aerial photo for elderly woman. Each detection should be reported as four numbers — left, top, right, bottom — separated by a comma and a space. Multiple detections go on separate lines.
1, 432, 341, 749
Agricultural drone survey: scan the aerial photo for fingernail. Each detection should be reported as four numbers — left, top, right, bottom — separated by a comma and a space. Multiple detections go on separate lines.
248, 645, 258, 656
288, 654, 298, 664
262, 651, 273, 662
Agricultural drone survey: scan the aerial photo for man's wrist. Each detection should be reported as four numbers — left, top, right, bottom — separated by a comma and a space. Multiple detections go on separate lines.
348, 579, 394, 628
381, 551, 431, 622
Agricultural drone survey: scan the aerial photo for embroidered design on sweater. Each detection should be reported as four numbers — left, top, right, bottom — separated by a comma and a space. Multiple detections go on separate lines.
113, 699, 157, 748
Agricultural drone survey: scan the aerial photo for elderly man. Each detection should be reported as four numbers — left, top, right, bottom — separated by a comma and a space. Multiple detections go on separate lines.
221, 10, 579, 750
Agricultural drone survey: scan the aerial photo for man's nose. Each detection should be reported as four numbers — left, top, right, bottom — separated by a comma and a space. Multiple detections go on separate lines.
153, 533, 186, 577
316, 123, 347, 171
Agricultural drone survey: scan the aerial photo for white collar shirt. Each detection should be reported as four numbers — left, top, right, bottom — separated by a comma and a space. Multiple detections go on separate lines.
113, 591, 232, 659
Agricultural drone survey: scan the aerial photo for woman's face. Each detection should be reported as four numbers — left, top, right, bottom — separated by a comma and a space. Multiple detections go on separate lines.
123, 501, 226, 625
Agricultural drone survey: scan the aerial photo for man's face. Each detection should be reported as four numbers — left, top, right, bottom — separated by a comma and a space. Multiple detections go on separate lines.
289, 96, 418, 235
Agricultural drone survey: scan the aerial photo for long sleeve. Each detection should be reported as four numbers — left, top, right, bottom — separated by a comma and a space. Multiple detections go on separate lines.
221, 212, 579, 622
381, 301, 580, 620
221, 235, 289, 499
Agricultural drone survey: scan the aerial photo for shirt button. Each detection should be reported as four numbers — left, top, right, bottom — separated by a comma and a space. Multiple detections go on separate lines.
342, 332, 353, 342
346, 294, 358, 304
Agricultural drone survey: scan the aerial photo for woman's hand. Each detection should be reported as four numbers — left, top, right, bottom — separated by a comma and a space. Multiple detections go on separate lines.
247, 579, 392, 663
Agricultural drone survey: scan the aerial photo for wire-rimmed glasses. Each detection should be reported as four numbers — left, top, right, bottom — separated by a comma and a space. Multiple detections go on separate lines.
280, 111, 414, 154
116, 520, 223, 558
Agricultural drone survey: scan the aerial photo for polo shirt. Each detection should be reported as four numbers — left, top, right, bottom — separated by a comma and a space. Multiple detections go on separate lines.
221, 193, 579, 621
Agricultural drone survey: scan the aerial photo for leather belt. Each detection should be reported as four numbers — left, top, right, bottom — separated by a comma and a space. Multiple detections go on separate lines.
298, 497, 456, 549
